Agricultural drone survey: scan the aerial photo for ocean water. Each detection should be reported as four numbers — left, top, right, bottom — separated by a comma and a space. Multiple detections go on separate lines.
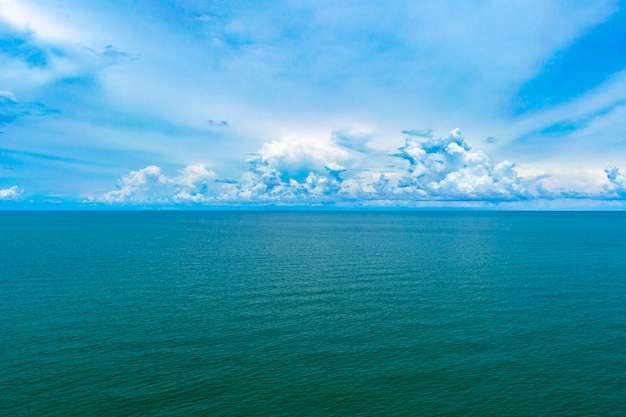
1, 211, 625, 416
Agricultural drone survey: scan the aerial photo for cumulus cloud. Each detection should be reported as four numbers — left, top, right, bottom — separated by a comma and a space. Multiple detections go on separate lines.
96, 128, 626, 206
252, 135, 349, 177
604, 166, 626, 196
325, 162, 346, 181
95, 133, 355, 204
97, 164, 227, 204
174, 164, 216, 188
239, 135, 350, 203
100, 165, 169, 203
391, 128, 526, 200
0, 185, 21, 200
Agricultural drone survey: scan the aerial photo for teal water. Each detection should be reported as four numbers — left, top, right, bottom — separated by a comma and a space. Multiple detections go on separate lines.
1, 211, 625, 416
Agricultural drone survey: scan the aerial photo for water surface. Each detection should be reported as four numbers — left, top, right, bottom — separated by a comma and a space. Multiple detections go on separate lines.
1, 211, 625, 416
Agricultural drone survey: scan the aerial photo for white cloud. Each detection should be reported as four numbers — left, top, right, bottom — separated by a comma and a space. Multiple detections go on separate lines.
100, 165, 169, 203
236, 135, 350, 203
174, 164, 216, 188
252, 135, 349, 179
0, 185, 21, 200
605, 166, 626, 196
95, 129, 527, 205
97, 164, 230, 204
325, 162, 346, 181
95, 129, 626, 206
391, 129, 526, 200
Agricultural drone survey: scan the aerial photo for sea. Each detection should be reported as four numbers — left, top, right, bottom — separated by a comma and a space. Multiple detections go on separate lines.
1, 211, 625, 416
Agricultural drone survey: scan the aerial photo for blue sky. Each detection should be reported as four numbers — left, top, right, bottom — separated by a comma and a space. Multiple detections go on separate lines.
1, 0, 626, 208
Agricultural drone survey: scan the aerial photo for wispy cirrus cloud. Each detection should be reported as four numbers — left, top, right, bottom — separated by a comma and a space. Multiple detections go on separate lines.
401, 129, 433, 138
0, 90, 59, 125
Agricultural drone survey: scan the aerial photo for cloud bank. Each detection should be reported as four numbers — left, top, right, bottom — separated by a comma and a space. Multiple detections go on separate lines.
90, 129, 625, 207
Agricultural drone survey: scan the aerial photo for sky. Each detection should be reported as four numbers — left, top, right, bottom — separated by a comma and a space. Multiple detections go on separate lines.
1, 0, 626, 209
